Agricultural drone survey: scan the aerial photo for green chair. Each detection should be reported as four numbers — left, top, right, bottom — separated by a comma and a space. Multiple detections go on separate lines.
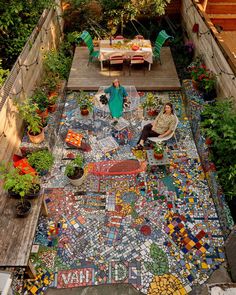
153, 30, 173, 64
78, 30, 99, 65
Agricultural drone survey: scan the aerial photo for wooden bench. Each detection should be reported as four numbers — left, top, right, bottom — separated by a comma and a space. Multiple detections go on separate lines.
0, 190, 48, 278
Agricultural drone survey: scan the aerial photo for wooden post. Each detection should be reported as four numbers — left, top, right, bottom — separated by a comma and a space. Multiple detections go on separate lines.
26, 260, 37, 279
41, 195, 48, 216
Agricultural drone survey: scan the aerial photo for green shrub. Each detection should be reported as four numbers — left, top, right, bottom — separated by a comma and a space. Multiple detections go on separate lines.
201, 99, 236, 199
27, 150, 54, 173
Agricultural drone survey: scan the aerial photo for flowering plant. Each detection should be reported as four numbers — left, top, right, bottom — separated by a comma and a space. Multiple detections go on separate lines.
188, 62, 217, 92
153, 142, 164, 154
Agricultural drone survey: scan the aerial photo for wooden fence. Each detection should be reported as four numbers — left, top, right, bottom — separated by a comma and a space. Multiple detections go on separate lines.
0, 3, 63, 163
181, 0, 236, 102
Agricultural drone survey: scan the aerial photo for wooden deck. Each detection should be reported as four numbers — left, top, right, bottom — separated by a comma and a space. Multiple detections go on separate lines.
0, 191, 45, 266
67, 47, 181, 91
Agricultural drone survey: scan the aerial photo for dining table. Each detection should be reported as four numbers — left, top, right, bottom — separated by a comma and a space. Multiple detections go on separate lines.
99, 39, 153, 71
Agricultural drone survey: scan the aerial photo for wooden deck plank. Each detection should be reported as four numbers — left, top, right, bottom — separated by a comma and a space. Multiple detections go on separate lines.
0, 190, 44, 266
219, 31, 236, 55
67, 46, 181, 91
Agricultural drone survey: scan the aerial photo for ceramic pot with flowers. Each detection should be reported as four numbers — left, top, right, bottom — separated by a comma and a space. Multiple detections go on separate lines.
153, 143, 164, 160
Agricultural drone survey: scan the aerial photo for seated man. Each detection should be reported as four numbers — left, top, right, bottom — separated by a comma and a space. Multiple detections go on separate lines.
136, 102, 177, 149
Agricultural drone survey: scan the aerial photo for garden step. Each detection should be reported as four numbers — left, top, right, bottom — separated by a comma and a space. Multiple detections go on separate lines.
208, 0, 236, 3
206, 3, 236, 14
209, 14, 236, 31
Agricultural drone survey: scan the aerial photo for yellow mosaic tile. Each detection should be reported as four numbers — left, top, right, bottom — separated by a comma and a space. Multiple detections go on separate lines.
201, 262, 208, 269
29, 286, 38, 294
188, 240, 195, 247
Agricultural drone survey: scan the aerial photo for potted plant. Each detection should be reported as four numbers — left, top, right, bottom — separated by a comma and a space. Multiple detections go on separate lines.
31, 89, 49, 120
188, 58, 217, 100
142, 92, 160, 116
76, 90, 94, 116
27, 150, 54, 176
15, 98, 45, 144
65, 153, 86, 186
0, 164, 41, 217
153, 143, 165, 160
41, 74, 60, 97
48, 94, 58, 113
43, 48, 71, 80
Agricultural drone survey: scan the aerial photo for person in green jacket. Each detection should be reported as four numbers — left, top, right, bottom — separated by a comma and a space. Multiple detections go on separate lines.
104, 79, 128, 119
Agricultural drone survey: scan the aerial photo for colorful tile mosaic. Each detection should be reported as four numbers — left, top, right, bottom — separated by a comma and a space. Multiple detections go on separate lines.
19, 90, 229, 294
23, 269, 54, 295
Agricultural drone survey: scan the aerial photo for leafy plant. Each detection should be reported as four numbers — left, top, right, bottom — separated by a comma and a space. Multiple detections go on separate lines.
75, 90, 94, 111
27, 150, 54, 173
14, 98, 43, 135
30, 89, 49, 111
41, 74, 60, 94
201, 99, 236, 199
153, 142, 164, 154
142, 92, 160, 109
188, 58, 217, 92
65, 153, 84, 178
48, 94, 58, 105
0, 163, 40, 200
43, 48, 72, 80
0, 59, 9, 87
0, 0, 55, 68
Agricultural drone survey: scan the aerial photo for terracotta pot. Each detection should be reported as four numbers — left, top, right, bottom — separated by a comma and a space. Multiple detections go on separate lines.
48, 103, 57, 113
80, 108, 89, 116
48, 91, 58, 99
27, 128, 45, 144
147, 109, 158, 117
36, 108, 49, 119
154, 152, 163, 160
192, 79, 199, 91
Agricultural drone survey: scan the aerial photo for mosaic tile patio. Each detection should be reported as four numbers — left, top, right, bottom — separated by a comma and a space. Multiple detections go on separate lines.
21, 90, 226, 294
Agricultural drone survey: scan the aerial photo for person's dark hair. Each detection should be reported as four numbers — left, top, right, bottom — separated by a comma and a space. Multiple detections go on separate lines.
163, 102, 174, 114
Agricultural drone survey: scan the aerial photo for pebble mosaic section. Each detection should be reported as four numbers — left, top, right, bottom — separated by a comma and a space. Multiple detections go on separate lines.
21, 90, 226, 294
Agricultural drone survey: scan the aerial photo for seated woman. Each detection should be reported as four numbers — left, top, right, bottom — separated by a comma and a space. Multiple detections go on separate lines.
136, 102, 177, 149
104, 79, 128, 120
